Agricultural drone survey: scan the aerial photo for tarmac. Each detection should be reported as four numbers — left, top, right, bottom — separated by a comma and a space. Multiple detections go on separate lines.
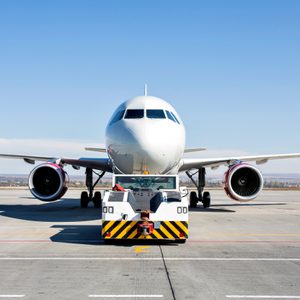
0, 189, 299, 300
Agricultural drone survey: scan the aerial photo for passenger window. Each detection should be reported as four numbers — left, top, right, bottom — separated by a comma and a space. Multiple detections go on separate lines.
125, 109, 144, 119
166, 110, 176, 123
109, 110, 125, 125
170, 112, 180, 124
146, 109, 166, 119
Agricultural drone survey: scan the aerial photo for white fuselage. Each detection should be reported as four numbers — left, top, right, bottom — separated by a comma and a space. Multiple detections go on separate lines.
105, 96, 185, 174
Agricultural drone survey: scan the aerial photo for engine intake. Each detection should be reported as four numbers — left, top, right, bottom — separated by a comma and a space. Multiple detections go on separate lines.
29, 163, 69, 201
224, 163, 263, 202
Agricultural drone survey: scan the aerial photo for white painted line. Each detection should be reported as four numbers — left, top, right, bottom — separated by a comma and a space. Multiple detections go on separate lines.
226, 296, 300, 299
0, 296, 25, 298
0, 257, 299, 261
89, 296, 163, 298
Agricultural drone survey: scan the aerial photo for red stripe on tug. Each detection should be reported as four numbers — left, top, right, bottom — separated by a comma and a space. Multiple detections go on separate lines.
112, 184, 126, 191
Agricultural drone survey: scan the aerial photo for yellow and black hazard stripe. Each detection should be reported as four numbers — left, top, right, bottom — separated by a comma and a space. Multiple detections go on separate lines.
102, 221, 188, 240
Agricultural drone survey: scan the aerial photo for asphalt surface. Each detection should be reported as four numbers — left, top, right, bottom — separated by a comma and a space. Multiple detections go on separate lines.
0, 189, 299, 300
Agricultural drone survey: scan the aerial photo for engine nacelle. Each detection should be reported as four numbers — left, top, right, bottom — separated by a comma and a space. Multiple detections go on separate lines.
224, 163, 264, 202
29, 163, 69, 201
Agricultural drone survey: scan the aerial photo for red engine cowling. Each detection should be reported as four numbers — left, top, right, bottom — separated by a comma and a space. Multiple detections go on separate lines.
28, 163, 69, 201
224, 163, 264, 202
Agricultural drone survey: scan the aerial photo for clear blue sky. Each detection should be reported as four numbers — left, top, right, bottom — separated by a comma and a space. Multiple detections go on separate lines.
0, 0, 300, 173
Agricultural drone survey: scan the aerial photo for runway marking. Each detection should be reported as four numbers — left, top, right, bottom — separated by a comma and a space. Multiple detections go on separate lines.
0, 257, 299, 261
200, 233, 300, 236
0, 296, 25, 298
226, 296, 300, 299
0, 239, 300, 244
89, 295, 163, 298
0, 240, 104, 243
188, 240, 300, 244
134, 246, 150, 253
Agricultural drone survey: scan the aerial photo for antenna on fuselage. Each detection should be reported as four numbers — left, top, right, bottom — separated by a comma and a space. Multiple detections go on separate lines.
144, 83, 148, 96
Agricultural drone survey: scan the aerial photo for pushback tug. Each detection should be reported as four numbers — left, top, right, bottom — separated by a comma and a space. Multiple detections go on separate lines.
102, 174, 188, 242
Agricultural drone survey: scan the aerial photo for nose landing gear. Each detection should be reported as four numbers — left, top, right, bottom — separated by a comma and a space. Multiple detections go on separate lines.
186, 167, 211, 209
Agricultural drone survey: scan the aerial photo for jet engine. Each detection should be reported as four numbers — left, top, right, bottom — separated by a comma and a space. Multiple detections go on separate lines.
29, 163, 69, 201
224, 163, 264, 202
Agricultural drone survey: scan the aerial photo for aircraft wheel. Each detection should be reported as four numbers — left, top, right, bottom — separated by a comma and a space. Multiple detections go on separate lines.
202, 191, 211, 208
93, 191, 102, 208
189, 191, 198, 208
80, 191, 89, 208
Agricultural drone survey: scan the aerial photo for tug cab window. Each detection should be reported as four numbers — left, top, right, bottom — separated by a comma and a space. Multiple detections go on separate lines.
109, 110, 125, 125
115, 176, 177, 190
146, 109, 166, 119
124, 109, 144, 119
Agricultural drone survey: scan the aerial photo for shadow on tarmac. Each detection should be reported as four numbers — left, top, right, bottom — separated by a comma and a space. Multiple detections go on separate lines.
0, 198, 101, 222
189, 207, 236, 213
211, 203, 287, 207
189, 202, 287, 213
50, 225, 181, 247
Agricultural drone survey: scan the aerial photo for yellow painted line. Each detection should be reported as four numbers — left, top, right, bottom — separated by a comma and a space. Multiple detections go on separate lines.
134, 246, 150, 253
175, 222, 188, 235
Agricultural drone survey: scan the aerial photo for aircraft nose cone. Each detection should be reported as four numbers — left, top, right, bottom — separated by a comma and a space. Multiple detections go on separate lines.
106, 119, 185, 174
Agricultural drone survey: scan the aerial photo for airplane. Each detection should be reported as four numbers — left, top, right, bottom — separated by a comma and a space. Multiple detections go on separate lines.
1, 88, 300, 209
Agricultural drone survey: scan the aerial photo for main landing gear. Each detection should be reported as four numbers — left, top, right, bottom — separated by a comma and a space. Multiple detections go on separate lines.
186, 167, 211, 209
80, 168, 105, 208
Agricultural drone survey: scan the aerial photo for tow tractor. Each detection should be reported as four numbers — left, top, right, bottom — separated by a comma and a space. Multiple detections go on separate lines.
102, 174, 189, 242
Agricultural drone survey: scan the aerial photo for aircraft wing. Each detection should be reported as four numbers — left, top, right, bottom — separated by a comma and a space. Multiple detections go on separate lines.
0, 154, 113, 172
179, 153, 300, 171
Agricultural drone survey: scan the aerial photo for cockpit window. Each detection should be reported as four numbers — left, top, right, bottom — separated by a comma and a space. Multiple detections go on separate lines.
166, 110, 176, 123
109, 109, 125, 125
146, 109, 166, 119
124, 109, 144, 119
170, 112, 180, 124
